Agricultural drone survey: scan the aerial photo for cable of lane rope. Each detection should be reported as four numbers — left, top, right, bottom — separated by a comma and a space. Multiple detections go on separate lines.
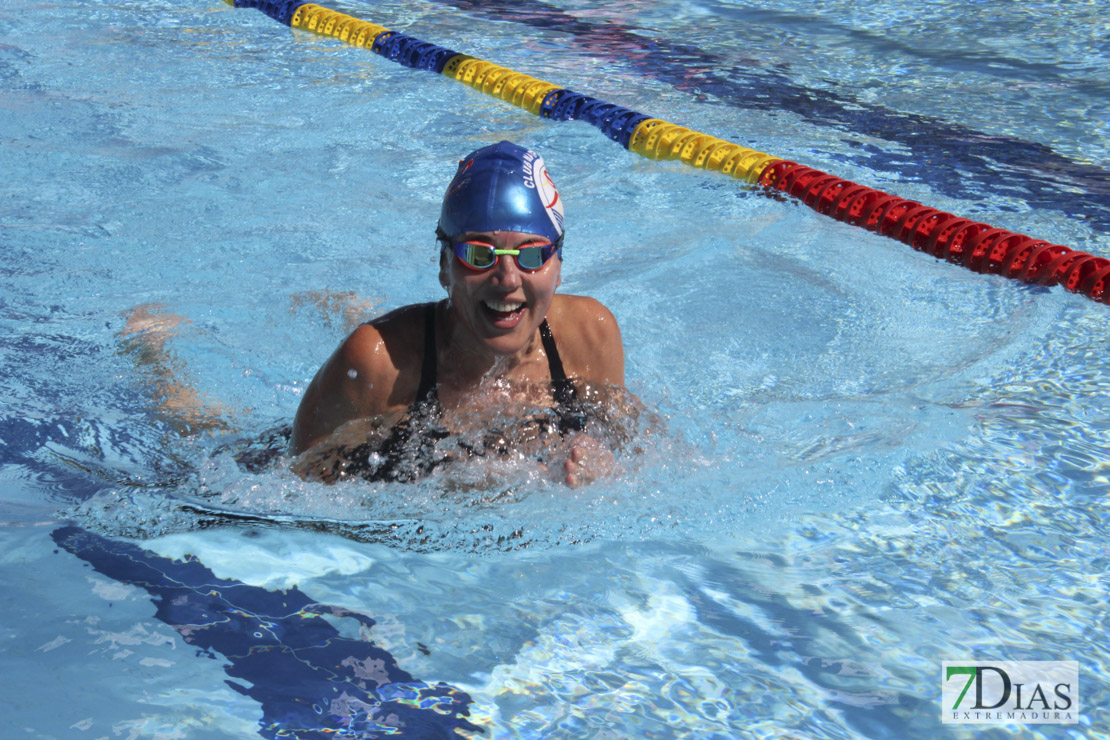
221, 0, 1110, 305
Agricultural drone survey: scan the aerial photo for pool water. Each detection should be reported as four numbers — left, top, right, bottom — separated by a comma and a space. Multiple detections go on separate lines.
2, 0, 1108, 737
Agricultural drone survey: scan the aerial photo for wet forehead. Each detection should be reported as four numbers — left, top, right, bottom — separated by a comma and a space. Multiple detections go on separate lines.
457, 230, 553, 248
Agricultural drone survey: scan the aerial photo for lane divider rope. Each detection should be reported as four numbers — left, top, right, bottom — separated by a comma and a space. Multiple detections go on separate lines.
221, 0, 1110, 305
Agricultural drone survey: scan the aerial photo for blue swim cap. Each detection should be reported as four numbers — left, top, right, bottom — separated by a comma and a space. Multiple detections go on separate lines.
438, 141, 565, 244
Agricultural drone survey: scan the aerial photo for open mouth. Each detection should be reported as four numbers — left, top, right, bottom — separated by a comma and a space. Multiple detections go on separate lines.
482, 298, 525, 324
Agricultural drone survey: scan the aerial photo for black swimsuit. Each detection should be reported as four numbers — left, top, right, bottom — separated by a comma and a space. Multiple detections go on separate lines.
328, 303, 587, 482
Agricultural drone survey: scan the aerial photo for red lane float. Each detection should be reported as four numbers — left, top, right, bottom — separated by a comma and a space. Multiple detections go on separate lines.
759, 161, 1110, 304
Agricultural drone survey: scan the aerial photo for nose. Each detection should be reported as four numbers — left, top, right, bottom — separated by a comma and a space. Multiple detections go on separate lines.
490, 254, 523, 289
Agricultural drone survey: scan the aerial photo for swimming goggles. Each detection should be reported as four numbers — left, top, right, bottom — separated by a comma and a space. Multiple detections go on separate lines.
450, 236, 563, 272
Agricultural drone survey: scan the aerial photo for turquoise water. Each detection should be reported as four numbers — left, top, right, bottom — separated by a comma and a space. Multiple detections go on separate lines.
2, 0, 1108, 737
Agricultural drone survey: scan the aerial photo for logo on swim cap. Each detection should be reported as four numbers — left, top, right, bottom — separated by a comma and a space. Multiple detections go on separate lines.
438, 141, 564, 244
529, 152, 564, 239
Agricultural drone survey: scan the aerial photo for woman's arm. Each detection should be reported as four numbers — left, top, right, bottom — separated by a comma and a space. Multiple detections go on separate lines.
291, 325, 389, 455
289, 307, 423, 456
548, 294, 625, 387
544, 295, 630, 486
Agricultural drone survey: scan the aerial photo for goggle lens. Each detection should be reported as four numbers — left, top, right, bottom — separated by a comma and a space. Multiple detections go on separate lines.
453, 241, 559, 271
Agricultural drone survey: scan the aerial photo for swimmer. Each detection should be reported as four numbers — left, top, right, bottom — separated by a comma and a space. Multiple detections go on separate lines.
289, 141, 628, 487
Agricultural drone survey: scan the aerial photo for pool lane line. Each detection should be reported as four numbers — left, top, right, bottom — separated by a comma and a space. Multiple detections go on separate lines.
429, 0, 1110, 233
52, 525, 483, 738
221, 0, 1110, 306
53, 523, 481, 736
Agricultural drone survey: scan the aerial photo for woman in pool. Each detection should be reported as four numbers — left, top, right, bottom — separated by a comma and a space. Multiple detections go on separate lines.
288, 141, 627, 487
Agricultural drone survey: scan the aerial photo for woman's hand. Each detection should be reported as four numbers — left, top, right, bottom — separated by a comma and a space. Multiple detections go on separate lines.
557, 433, 616, 488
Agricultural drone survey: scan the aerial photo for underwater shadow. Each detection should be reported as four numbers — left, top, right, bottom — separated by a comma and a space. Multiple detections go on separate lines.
51, 526, 482, 739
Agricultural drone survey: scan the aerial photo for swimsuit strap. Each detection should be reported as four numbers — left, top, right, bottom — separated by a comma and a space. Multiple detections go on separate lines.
539, 321, 584, 434
414, 302, 439, 406
340, 302, 446, 483
538, 319, 566, 381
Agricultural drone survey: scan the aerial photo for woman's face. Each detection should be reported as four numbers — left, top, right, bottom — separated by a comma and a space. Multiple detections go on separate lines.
440, 229, 562, 357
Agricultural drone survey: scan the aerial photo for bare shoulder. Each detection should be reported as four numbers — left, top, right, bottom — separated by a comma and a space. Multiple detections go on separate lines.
546, 294, 625, 386
551, 293, 618, 323
340, 304, 425, 379
290, 303, 430, 454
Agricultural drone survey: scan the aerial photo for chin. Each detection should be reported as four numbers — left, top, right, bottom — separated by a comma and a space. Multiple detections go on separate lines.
479, 329, 534, 357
